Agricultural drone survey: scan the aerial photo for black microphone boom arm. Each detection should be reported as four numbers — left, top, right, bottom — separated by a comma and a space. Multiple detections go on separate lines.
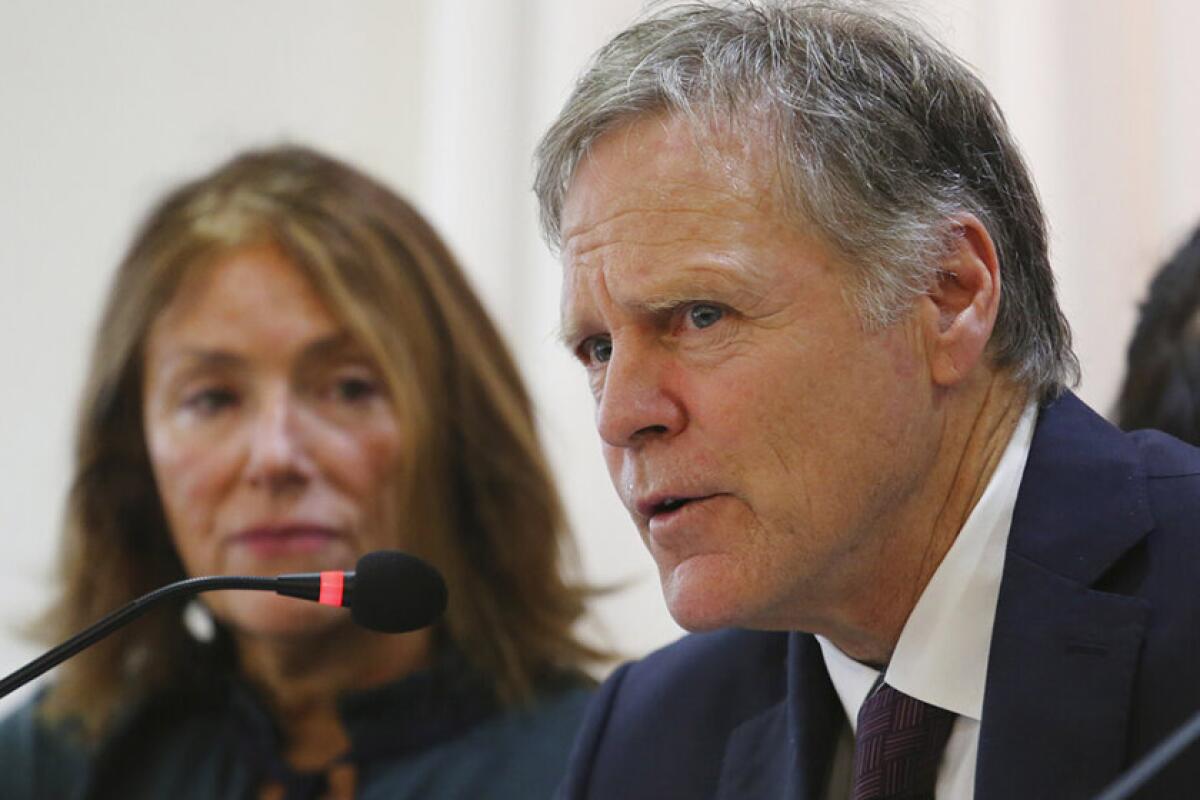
0, 575, 278, 700
0, 550, 447, 700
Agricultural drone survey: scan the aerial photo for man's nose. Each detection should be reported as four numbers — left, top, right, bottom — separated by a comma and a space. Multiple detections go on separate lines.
244, 389, 312, 491
595, 342, 686, 448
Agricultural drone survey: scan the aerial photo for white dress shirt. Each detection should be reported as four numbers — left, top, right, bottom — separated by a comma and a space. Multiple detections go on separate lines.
817, 401, 1038, 799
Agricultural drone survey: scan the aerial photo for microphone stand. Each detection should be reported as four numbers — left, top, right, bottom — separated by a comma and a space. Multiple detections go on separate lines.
1092, 708, 1200, 799
0, 575, 275, 699
0, 550, 442, 700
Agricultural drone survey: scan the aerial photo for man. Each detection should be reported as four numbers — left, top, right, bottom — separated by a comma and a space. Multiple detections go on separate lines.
534, 2, 1200, 799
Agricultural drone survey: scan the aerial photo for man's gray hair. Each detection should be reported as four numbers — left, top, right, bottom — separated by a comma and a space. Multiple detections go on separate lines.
534, 0, 1078, 398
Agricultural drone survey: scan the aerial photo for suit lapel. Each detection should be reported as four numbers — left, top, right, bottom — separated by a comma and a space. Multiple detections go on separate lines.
975, 393, 1152, 800
975, 553, 1148, 799
717, 634, 841, 800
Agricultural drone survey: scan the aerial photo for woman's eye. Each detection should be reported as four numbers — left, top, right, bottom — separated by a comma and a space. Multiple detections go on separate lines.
688, 304, 724, 329
580, 335, 613, 365
332, 375, 380, 403
183, 387, 238, 415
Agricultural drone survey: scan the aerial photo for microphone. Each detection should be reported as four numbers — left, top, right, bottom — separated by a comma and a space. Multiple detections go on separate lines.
1092, 707, 1200, 799
277, 550, 448, 633
0, 550, 447, 700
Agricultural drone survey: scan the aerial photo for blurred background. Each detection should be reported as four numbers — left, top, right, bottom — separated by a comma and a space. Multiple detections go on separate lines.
2, 0, 1199, 708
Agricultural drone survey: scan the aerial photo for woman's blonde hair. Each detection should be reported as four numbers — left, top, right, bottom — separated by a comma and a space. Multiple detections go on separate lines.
44, 145, 602, 736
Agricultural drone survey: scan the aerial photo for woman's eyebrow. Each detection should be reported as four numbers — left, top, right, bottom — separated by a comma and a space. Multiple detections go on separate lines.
149, 348, 244, 379
300, 331, 371, 363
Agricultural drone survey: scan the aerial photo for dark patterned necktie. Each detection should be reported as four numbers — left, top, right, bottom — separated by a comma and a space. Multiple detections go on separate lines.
851, 681, 956, 800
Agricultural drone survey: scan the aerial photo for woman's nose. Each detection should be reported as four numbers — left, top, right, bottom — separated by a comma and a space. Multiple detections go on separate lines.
243, 389, 312, 492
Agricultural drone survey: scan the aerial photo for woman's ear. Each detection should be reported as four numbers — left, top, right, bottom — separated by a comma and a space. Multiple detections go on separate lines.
922, 214, 1002, 387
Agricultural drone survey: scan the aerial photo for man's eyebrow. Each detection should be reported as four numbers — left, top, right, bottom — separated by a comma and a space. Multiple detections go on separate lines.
555, 318, 589, 350
557, 265, 773, 350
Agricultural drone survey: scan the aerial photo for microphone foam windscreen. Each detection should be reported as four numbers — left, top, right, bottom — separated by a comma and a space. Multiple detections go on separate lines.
350, 551, 448, 634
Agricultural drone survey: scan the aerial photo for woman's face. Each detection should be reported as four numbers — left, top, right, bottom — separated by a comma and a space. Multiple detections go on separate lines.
142, 243, 405, 640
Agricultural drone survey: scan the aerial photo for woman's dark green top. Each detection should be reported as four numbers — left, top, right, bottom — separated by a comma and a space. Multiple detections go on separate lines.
0, 655, 592, 799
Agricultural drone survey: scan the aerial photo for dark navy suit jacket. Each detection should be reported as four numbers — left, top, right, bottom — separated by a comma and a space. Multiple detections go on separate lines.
558, 394, 1200, 799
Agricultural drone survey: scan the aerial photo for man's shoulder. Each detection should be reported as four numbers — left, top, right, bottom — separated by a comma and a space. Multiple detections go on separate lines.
1127, 428, 1200, 535
1025, 393, 1200, 533
1127, 426, 1200, 479
1037, 391, 1200, 480
614, 627, 790, 709
558, 629, 792, 798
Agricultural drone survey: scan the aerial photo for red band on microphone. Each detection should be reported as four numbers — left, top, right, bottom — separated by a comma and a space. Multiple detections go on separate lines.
318, 571, 345, 607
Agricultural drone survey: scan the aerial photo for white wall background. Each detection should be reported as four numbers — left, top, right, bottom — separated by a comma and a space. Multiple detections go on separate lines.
1, 0, 1198, 710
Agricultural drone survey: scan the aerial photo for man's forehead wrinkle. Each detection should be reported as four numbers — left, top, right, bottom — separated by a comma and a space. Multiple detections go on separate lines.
563, 193, 771, 263
562, 130, 782, 256
558, 243, 768, 341
633, 262, 775, 315
566, 228, 750, 266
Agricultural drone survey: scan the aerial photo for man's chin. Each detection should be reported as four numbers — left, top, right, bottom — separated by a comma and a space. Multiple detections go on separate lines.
662, 561, 753, 632
667, 611, 729, 633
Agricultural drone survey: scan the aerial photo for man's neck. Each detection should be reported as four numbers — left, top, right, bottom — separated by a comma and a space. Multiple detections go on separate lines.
822, 373, 1030, 665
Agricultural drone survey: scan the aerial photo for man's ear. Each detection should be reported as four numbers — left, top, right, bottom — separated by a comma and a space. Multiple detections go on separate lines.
922, 214, 1001, 388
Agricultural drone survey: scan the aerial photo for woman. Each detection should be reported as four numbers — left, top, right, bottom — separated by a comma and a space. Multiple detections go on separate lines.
0, 145, 603, 798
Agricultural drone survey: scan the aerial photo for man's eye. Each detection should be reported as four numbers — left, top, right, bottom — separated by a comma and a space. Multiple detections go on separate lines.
688, 304, 724, 329
580, 336, 613, 365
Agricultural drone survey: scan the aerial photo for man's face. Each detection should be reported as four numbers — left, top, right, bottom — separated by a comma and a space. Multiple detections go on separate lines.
559, 114, 940, 633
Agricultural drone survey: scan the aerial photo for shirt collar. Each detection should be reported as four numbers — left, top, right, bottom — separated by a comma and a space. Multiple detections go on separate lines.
819, 400, 1038, 727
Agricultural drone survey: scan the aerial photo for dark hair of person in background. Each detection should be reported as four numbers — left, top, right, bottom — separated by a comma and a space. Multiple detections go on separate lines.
1116, 225, 1200, 443
39, 145, 605, 735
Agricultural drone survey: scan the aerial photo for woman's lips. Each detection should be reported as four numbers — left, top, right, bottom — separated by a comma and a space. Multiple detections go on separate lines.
228, 525, 342, 557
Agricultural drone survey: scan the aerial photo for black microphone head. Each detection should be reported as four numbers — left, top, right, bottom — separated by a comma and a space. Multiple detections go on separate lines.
349, 550, 447, 633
